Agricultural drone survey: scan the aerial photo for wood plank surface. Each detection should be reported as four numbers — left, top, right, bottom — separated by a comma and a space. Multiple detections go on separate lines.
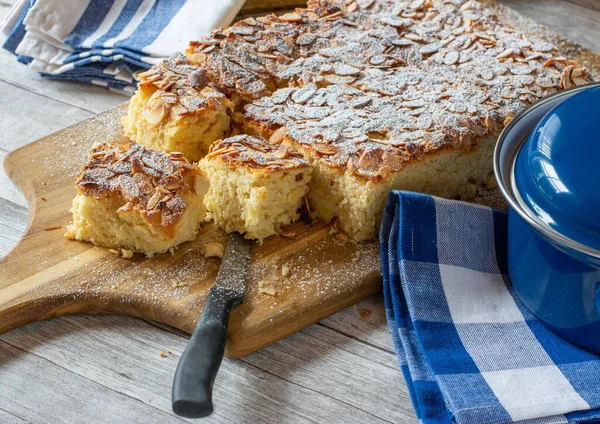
0, 0, 598, 423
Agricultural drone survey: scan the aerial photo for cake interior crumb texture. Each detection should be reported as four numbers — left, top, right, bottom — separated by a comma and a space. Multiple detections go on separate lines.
200, 136, 311, 241
67, 190, 204, 257
305, 134, 498, 241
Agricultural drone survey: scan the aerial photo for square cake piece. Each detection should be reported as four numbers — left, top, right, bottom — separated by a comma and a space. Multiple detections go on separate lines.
199, 135, 311, 241
122, 53, 234, 162
65, 141, 208, 257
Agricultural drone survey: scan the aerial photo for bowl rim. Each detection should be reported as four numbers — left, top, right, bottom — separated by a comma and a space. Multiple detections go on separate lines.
493, 81, 600, 260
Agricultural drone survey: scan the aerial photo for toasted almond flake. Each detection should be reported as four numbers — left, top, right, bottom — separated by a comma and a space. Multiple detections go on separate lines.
190, 52, 206, 64
147, 192, 161, 210
496, 48, 514, 59
296, 33, 317, 46
544, 56, 567, 67
44, 225, 62, 231
274, 144, 288, 159
144, 104, 165, 125
443, 51, 459, 65
333, 62, 361, 76
324, 74, 356, 84
280, 12, 302, 22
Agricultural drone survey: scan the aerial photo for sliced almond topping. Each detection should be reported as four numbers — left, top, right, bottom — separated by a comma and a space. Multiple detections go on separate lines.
543, 56, 567, 67
269, 126, 288, 145
280, 12, 302, 22
190, 52, 207, 64
147, 192, 161, 210
144, 104, 165, 125
274, 144, 288, 159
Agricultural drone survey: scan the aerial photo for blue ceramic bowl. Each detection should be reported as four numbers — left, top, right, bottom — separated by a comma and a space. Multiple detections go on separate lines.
494, 82, 600, 354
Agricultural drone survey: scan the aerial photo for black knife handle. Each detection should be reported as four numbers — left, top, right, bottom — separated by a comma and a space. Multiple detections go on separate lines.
172, 288, 239, 418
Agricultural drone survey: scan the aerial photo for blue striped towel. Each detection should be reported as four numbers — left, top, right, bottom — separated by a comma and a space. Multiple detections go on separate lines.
0, 0, 245, 92
380, 191, 600, 424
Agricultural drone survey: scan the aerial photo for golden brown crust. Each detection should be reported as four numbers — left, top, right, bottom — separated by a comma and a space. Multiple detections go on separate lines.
76, 141, 200, 228
136, 52, 233, 126
185, 0, 593, 181
204, 135, 311, 171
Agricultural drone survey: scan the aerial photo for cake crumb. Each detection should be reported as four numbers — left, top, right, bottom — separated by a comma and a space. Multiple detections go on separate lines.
201, 242, 225, 259
159, 352, 167, 358
258, 280, 277, 296
281, 264, 290, 277
359, 308, 372, 320
351, 251, 361, 262
44, 225, 62, 231
335, 232, 347, 241
91, 142, 103, 149
168, 350, 173, 354
121, 249, 134, 259
109, 248, 121, 256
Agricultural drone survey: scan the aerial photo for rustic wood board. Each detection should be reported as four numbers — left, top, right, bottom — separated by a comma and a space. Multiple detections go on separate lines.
0, 105, 382, 358
1, 0, 599, 360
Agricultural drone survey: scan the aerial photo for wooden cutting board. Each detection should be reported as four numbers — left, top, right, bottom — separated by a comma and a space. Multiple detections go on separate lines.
0, 105, 383, 358
1, 0, 599, 358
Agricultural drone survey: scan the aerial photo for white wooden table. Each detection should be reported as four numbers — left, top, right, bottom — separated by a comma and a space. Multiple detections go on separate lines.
1, 1, 598, 423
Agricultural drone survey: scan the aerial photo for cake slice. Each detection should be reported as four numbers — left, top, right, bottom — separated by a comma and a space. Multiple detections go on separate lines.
122, 53, 234, 162
65, 141, 208, 257
199, 135, 311, 240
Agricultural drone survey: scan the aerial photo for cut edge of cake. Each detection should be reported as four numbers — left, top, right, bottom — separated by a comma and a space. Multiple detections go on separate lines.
199, 135, 312, 241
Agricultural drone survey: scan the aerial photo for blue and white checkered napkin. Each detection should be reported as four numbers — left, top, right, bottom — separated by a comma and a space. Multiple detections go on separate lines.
380, 191, 600, 424
0, 0, 245, 91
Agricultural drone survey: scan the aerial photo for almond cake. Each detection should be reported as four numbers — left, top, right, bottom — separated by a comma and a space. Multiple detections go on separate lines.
200, 135, 311, 240
65, 142, 208, 257
122, 0, 593, 242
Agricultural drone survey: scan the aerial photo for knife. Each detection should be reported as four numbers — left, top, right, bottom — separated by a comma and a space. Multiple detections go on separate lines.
172, 232, 252, 418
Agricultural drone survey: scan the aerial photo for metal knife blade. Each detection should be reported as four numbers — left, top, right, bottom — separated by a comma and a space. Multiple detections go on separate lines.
172, 232, 252, 418
211, 231, 252, 304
